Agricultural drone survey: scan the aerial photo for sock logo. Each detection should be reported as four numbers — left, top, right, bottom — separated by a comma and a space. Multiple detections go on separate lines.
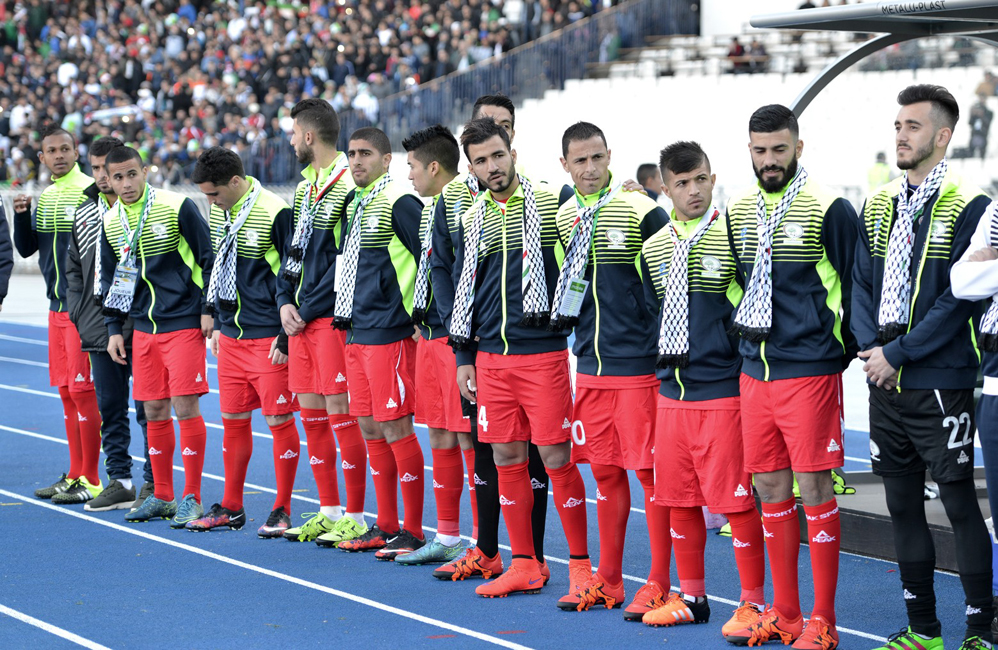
400, 472, 418, 482
433, 479, 444, 489
499, 495, 516, 506
474, 473, 487, 486
805, 507, 839, 522
195, 373, 203, 383
75, 373, 86, 382
530, 478, 547, 490
732, 537, 750, 548
562, 497, 584, 508
370, 468, 381, 475
562, 417, 571, 430
827, 438, 841, 453
596, 488, 607, 501
222, 447, 227, 452
182, 447, 197, 456
341, 460, 355, 469
734, 484, 750, 497
903, 589, 916, 600
309, 455, 324, 465
78, 415, 88, 422
670, 527, 685, 539
957, 450, 970, 464
967, 605, 982, 615
811, 530, 836, 543
149, 447, 162, 455
336, 372, 347, 383
280, 449, 298, 460
276, 394, 287, 405
763, 526, 774, 538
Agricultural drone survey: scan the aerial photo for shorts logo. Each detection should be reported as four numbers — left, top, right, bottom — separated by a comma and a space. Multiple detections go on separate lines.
596, 489, 607, 502
341, 460, 355, 469
967, 605, 982, 615
309, 455, 324, 465
734, 484, 749, 497
195, 373, 204, 383
562, 497, 584, 508
336, 373, 347, 383
280, 450, 298, 460
827, 438, 841, 453
433, 480, 444, 489
958, 450, 970, 464
276, 394, 287, 405
732, 537, 750, 548
763, 526, 774, 538
562, 418, 571, 430
530, 478, 546, 490
400, 472, 418, 482
903, 589, 916, 600
474, 473, 488, 486
499, 495, 516, 506
149, 447, 162, 455
670, 528, 685, 539
811, 530, 836, 543
75, 373, 86, 382
386, 397, 398, 409
182, 447, 197, 456
870, 439, 881, 462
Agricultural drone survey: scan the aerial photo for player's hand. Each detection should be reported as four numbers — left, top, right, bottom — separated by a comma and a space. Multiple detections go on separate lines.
269, 336, 288, 365
210, 330, 220, 357
13, 194, 31, 213
858, 346, 897, 389
281, 304, 306, 336
621, 179, 647, 195
108, 334, 127, 365
968, 246, 998, 262
201, 314, 214, 339
457, 364, 477, 403
412, 325, 420, 341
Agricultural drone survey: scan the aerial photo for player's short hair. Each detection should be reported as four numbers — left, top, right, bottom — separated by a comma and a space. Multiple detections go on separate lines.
290, 98, 340, 146
561, 121, 607, 158
104, 146, 144, 168
190, 146, 245, 186
897, 83, 959, 130
89, 136, 124, 159
40, 124, 75, 146
749, 104, 799, 140
348, 127, 391, 155
460, 117, 511, 160
402, 124, 460, 175
472, 93, 516, 127
659, 141, 711, 179
636, 163, 659, 186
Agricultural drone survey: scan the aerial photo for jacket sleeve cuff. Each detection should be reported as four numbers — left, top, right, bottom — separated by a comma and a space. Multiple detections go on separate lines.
456, 349, 477, 367
107, 321, 124, 337
882, 340, 908, 371
297, 303, 315, 323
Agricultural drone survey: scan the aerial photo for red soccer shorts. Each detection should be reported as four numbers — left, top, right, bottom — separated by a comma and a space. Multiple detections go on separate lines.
476, 350, 574, 446
415, 337, 470, 433
740, 372, 845, 474
346, 338, 416, 422
288, 318, 348, 396
48, 310, 93, 392
571, 373, 657, 470
217, 334, 298, 416
132, 328, 209, 401
655, 394, 755, 513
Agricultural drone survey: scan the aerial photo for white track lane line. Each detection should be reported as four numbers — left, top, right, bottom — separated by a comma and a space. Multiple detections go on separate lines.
0, 603, 112, 650
1, 423, 887, 643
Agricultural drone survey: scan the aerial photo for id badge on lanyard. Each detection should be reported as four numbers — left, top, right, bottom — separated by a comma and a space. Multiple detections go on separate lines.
560, 279, 590, 318
109, 260, 139, 300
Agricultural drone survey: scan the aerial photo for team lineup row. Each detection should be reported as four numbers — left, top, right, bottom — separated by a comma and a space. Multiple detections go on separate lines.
6, 84, 998, 650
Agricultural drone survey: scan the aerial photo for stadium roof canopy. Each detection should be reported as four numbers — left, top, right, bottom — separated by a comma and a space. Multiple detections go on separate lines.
749, 0, 998, 114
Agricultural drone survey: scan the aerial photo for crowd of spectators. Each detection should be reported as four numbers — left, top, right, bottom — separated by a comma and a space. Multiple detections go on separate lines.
0, 0, 604, 187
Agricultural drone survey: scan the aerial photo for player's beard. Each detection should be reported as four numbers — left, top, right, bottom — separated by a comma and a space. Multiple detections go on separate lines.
896, 139, 934, 171
480, 163, 515, 194
296, 143, 314, 166
754, 155, 798, 194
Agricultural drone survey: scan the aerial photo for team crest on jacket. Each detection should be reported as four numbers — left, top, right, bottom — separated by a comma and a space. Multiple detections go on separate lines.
65, 206, 76, 217
605, 228, 625, 249
152, 223, 168, 238
782, 222, 805, 243
245, 229, 259, 246
700, 255, 722, 277
929, 220, 948, 243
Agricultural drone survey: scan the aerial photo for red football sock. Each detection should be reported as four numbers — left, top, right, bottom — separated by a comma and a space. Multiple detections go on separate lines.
671, 506, 707, 597
220, 417, 253, 511
727, 508, 766, 605
178, 417, 206, 502
300, 408, 339, 507
269, 419, 300, 514
462, 446, 478, 539
366, 437, 399, 534
591, 463, 630, 584
70, 389, 102, 486
546, 460, 589, 559
391, 434, 425, 539
330, 414, 366, 513
58, 386, 83, 480
637, 468, 672, 586
431, 446, 463, 537
146, 418, 176, 501
761, 497, 802, 620
496, 461, 535, 557
804, 498, 840, 624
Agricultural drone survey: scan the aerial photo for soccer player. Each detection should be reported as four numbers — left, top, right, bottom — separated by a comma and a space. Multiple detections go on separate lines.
330, 127, 426, 560
185, 147, 303, 537
395, 124, 476, 565
724, 104, 858, 649
0, 204, 11, 312
547, 121, 671, 616
277, 98, 368, 546
64, 136, 153, 511
637, 141, 767, 637
13, 125, 103, 504
98, 145, 214, 528
451, 117, 589, 600
854, 85, 993, 650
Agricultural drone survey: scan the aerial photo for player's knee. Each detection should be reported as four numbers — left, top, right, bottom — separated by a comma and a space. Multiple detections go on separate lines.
428, 428, 458, 449
172, 396, 201, 420
492, 443, 527, 467
936, 478, 979, 525
325, 392, 349, 414
753, 470, 794, 503
265, 413, 294, 427
538, 443, 572, 470
795, 470, 835, 506
144, 399, 171, 422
